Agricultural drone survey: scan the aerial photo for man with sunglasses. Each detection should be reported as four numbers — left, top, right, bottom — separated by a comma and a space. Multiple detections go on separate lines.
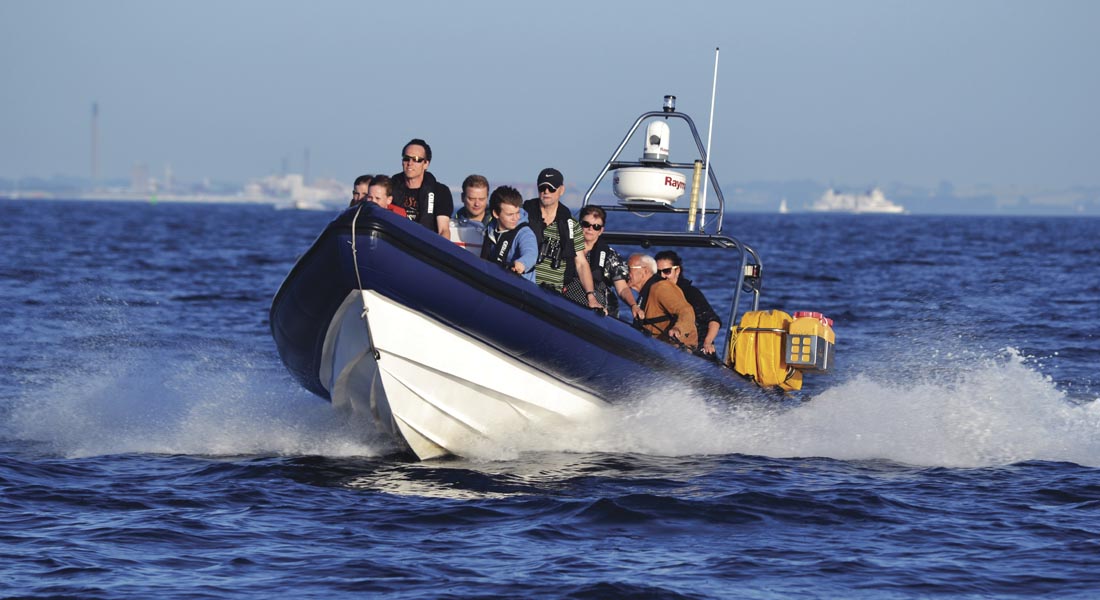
626, 253, 698, 350
390, 138, 453, 239
521, 168, 601, 311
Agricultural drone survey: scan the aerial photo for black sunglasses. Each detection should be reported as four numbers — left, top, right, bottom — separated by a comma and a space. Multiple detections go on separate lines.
402, 154, 428, 163
579, 221, 603, 231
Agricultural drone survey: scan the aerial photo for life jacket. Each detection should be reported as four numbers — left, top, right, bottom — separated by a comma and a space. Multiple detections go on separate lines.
482, 223, 533, 271
586, 238, 611, 287
584, 238, 621, 311
522, 199, 577, 279
390, 171, 450, 231
455, 206, 491, 225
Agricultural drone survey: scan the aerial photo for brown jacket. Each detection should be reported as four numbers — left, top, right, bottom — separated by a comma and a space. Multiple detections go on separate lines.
640, 278, 698, 349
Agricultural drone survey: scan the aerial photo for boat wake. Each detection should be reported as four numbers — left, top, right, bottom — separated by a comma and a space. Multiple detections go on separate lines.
729, 348, 1100, 468
587, 347, 1100, 468
380, 346, 1100, 468
7, 343, 1098, 468
4, 345, 389, 459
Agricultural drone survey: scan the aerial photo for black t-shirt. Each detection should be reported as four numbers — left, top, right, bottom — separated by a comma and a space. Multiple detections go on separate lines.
399, 188, 422, 222
392, 171, 454, 231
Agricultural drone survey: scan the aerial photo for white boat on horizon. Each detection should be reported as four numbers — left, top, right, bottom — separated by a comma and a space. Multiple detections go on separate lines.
810, 188, 906, 214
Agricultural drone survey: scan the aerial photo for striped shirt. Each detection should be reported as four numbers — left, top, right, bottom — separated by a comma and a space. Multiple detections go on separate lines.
533, 215, 585, 290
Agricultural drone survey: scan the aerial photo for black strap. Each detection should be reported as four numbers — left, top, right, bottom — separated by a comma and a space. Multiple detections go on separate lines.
484, 223, 532, 271
638, 314, 673, 327
634, 313, 678, 343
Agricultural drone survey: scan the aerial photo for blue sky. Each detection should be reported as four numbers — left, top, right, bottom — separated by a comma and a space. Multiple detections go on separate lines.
2, 0, 1098, 190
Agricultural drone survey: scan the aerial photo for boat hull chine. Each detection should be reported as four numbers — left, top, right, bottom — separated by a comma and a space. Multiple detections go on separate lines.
326, 289, 608, 459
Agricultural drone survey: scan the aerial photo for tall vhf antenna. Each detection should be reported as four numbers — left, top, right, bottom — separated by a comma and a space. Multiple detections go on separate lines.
699, 47, 719, 232
91, 101, 99, 187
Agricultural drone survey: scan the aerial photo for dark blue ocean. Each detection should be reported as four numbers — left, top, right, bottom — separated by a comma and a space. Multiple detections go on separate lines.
3, 199, 1100, 599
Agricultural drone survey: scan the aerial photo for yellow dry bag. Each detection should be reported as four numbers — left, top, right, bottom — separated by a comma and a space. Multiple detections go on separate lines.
727, 310, 803, 392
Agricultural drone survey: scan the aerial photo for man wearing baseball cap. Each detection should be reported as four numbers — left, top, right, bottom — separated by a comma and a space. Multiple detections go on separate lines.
522, 168, 602, 311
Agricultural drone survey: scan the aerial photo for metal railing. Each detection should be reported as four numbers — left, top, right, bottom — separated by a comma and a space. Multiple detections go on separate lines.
581, 109, 726, 234
579, 100, 764, 363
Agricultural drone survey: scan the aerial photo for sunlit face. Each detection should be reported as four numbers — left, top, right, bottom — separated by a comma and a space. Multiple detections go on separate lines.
538, 184, 563, 208
401, 144, 429, 180
352, 182, 370, 204
463, 185, 488, 219
628, 257, 650, 290
366, 184, 392, 208
494, 202, 521, 231
580, 214, 604, 243
656, 258, 680, 283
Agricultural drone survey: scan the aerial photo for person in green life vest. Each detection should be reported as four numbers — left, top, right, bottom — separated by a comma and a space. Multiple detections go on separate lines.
520, 168, 602, 312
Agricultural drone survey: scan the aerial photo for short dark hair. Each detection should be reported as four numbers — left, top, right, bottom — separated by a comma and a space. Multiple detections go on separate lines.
462, 174, 489, 195
354, 174, 373, 187
579, 205, 607, 223
489, 185, 523, 215
369, 174, 393, 196
403, 138, 432, 162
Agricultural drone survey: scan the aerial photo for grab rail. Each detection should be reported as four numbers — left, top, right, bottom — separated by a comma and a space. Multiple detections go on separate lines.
581, 109, 726, 234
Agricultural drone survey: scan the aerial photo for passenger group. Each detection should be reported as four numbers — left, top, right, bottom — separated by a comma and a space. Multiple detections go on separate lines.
347, 138, 720, 355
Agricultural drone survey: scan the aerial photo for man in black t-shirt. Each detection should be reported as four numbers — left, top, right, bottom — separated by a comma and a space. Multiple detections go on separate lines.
390, 138, 453, 238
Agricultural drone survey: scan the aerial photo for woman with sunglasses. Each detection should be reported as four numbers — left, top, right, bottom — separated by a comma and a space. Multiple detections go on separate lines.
654, 250, 722, 356
575, 206, 643, 320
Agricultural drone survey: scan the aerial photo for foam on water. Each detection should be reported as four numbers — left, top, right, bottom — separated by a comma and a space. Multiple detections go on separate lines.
8, 334, 1099, 468
5, 345, 386, 459
449, 347, 1100, 468
524, 347, 1100, 468
743, 348, 1100, 467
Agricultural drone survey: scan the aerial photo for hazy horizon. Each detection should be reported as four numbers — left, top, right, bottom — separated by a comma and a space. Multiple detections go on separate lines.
3, 0, 1099, 192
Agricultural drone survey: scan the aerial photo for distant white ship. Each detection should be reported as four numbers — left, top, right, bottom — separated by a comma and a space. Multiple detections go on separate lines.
810, 188, 906, 214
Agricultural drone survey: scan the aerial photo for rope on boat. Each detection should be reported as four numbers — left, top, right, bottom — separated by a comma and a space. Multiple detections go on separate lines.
349, 205, 380, 360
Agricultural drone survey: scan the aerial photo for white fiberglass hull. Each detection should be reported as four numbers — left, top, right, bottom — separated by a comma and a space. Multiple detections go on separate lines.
318, 290, 608, 459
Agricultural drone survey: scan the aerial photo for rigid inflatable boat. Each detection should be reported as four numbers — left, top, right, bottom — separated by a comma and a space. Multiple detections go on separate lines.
270, 96, 834, 459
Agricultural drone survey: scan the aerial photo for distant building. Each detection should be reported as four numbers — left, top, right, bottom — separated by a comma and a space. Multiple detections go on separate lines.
242, 173, 347, 209
131, 163, 149, 194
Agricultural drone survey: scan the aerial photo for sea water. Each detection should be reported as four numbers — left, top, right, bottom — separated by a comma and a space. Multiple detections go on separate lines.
2, 199, 1099, 598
